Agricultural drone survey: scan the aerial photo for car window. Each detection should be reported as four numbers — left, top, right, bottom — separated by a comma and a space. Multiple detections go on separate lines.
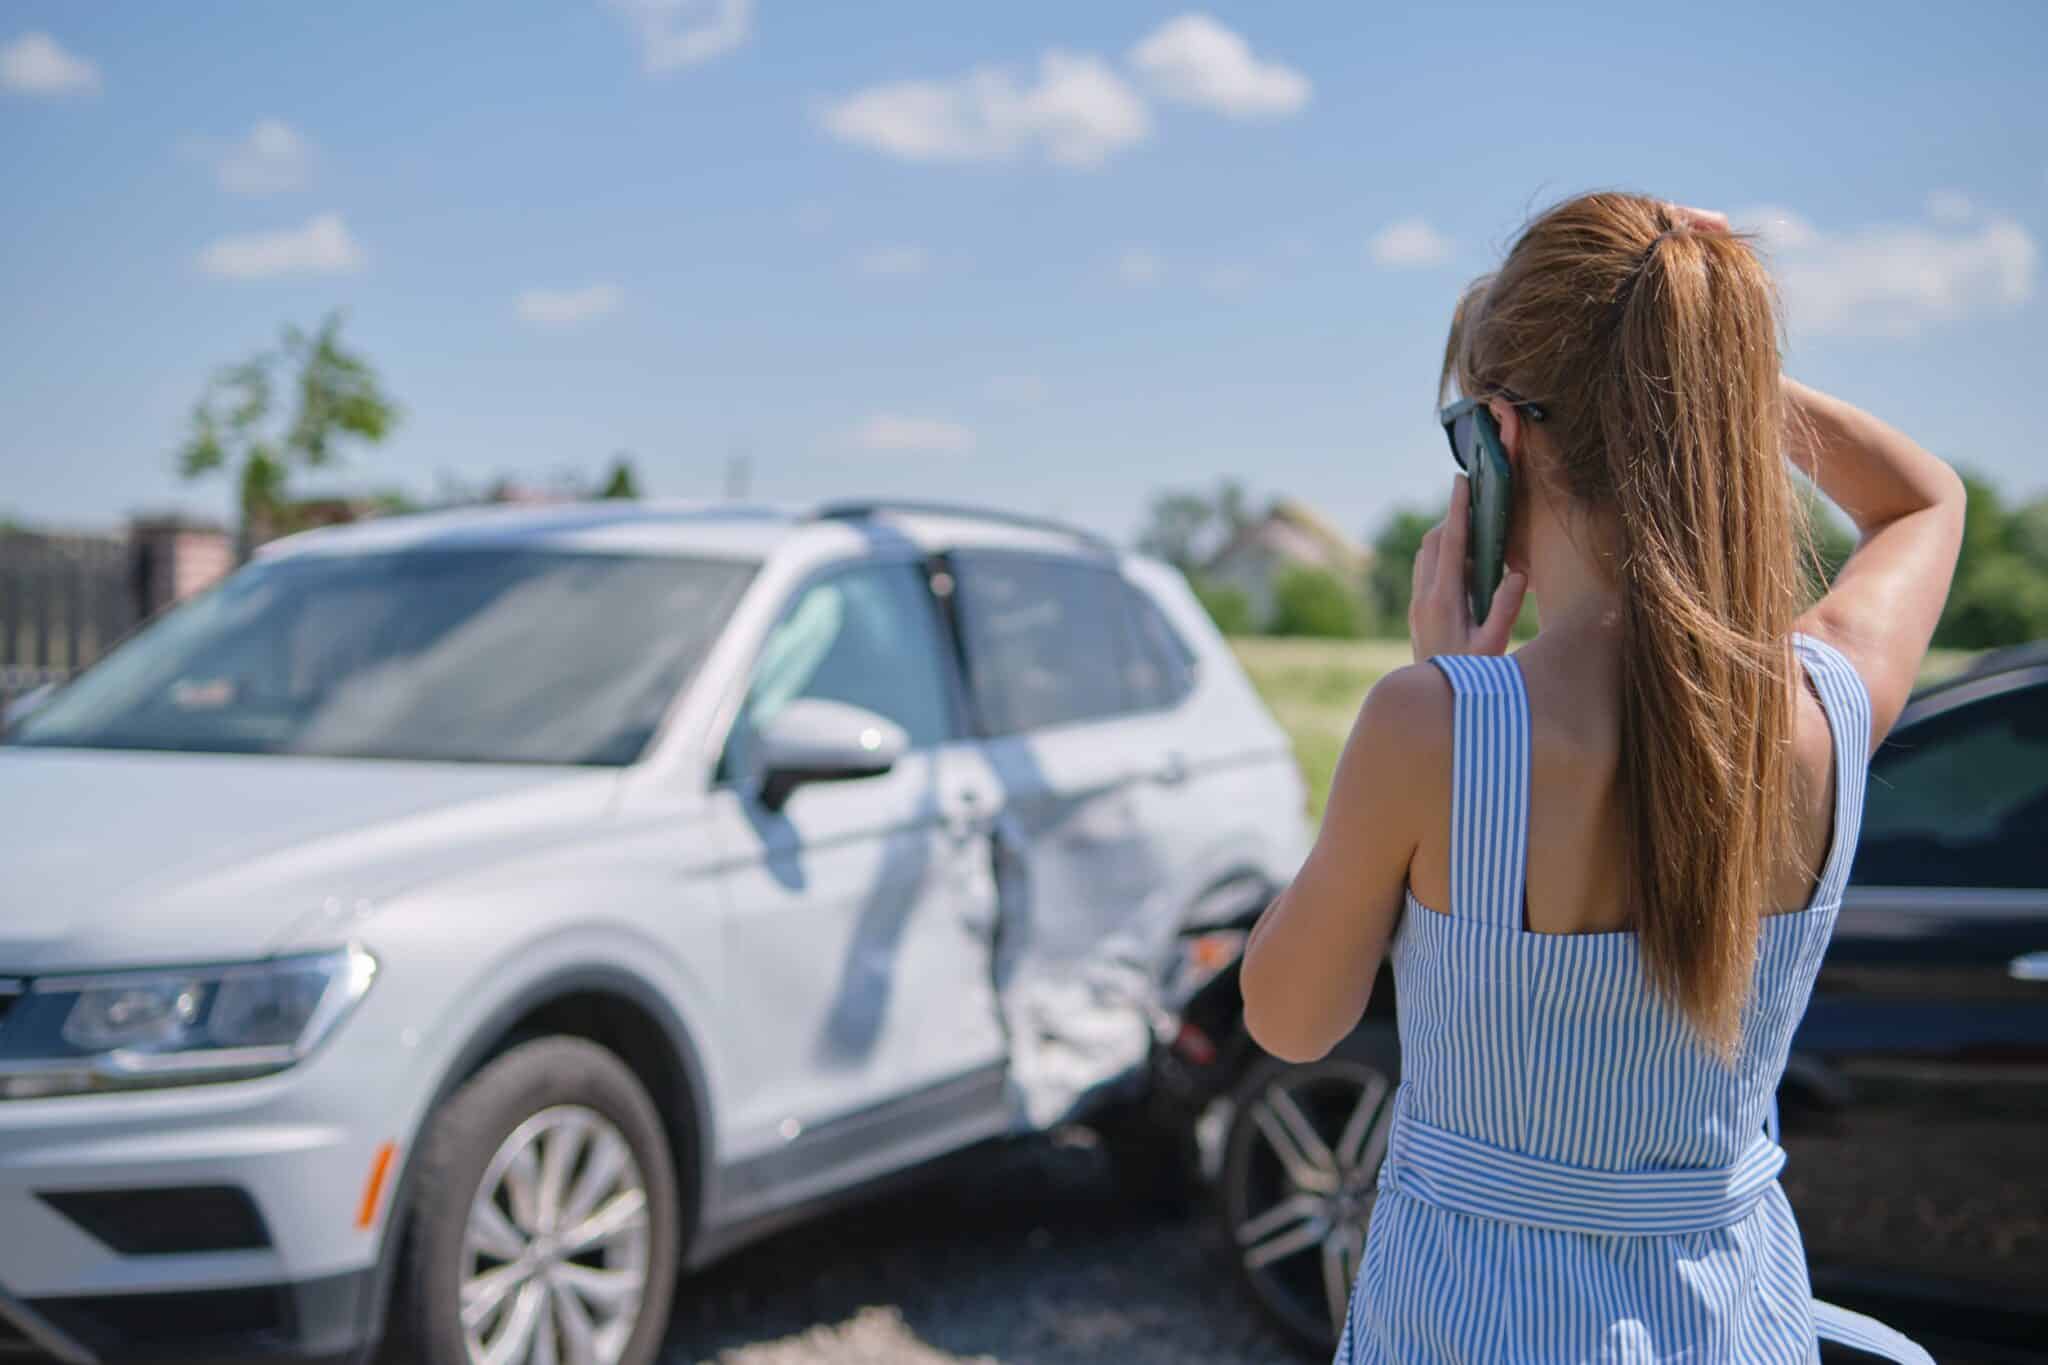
724, 561, 954, 779
1852, 682, 2048, 888
951, 553, 1131, 734
1119, 580, 1197, 711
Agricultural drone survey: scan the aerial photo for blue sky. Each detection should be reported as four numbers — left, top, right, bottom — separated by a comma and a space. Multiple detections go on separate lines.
3, 0, 2044, 545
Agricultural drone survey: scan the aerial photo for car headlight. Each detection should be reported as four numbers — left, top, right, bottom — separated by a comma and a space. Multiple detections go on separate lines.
0, 947, 376, 1100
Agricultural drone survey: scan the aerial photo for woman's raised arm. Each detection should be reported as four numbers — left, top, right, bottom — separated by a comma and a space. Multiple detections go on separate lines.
1787, 377, 1966, 746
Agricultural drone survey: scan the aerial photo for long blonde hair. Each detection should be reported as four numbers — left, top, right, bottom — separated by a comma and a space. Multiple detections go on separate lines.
1445, 192, 1806, 1055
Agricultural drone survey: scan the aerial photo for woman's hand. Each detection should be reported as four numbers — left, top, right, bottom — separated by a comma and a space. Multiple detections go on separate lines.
1667, 203, 1731, 234
1409, 474, 1527, 663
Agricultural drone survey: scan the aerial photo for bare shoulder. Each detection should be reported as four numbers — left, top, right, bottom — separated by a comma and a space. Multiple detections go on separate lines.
1352, 662, 1453, 762
1327, 663, 1458, 822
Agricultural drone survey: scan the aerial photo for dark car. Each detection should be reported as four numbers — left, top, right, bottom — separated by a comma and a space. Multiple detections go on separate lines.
1147, 645, 2048, 1359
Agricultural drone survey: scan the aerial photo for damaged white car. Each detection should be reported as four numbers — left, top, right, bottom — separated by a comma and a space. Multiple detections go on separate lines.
0, 499, 1309, 1365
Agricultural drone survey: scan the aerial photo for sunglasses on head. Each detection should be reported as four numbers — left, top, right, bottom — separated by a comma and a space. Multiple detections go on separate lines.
1439, 394, 1548, 472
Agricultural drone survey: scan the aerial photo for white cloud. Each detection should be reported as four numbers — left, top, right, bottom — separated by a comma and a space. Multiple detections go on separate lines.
1129, 13, 1309, 118
1739, 205, 1820, 252
1735, 203, 2037, 338
606, 0, 751, 72
984, 375, 1048, 405
2, 31, 100, 96
1927, 189, 1973, 224
1368, 217, 1452, 268
1118, 246, 1164, 286
197, 213, 366, 280
516, 283, 623, 327
856, 245, 930, 277
854, 414, 976, 454
821, 50, 1152, 169
209, 119, 312, 195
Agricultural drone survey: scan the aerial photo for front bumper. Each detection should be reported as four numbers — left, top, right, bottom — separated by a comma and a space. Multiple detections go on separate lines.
0, 1050, 409, 1363
0, 1271, 372, 1364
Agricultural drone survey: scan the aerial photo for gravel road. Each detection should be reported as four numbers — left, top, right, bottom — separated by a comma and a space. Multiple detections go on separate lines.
663, 1132, 1296, 1365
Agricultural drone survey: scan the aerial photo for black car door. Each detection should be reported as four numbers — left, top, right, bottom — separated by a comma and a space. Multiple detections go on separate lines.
1779, 669, 2048, 1339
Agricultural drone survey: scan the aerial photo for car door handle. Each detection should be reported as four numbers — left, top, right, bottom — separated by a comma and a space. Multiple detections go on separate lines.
1151, 753, 1189, 786
940, 790, 983, 840
2011, 951, 2048, 983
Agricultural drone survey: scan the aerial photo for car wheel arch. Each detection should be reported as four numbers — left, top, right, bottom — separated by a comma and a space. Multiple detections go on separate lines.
356, 963, 714, 1355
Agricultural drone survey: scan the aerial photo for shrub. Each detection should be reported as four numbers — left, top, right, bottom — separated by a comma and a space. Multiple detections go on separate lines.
1268, 567, 1362, 638
1191, 579, 1256, 636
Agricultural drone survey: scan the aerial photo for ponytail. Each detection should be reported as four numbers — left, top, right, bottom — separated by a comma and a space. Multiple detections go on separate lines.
1448, 195, 1806, 1056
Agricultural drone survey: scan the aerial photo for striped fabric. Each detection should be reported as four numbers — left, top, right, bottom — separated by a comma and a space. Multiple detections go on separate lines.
1334, 636, 1930, 1364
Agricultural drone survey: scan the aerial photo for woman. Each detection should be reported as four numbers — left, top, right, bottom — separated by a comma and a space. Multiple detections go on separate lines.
1241, 193, 1964, 1363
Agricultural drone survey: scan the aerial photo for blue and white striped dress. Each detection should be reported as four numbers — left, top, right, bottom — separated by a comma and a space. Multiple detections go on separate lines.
1334, 635, 1930, 1364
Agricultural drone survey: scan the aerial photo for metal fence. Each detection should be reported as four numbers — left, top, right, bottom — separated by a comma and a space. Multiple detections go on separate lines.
0, 529, 142, 717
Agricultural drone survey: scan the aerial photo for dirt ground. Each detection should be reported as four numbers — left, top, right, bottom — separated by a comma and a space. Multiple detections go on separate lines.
663, 1133, 1295, 1365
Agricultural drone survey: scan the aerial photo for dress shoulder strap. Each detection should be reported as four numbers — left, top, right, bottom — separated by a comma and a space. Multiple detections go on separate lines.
1427, 654, 1530, 927
1791, 632, 1874, 906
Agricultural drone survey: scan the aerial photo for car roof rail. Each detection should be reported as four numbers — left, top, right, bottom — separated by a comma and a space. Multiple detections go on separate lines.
810, 499, 1117, 554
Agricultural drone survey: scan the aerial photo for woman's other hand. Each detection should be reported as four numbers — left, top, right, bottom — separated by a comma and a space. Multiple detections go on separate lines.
1666, 203, 1731, 234
1410, 474, 1527, 663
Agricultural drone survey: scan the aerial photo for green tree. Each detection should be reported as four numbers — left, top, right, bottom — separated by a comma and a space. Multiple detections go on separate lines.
1136, 478, 1260, 573
1190, 578, 1256, 636
1366, 507, 1436, 632
1941, 555, 2048, 649
177, 312, 399, 543
2010, 496, 2048, 576
1268, 567, 1362, 638
1137, 491, 1215, 572
1932, 471, 2048, 649
599, 455, 642, 500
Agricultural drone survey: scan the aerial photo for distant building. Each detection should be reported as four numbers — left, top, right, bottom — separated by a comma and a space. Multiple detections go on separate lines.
1, 515, 232, 714
1203, 498, 1370, 627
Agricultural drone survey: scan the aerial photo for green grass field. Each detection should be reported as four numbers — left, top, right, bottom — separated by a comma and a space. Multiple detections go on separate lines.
1231, 636, 1978, 821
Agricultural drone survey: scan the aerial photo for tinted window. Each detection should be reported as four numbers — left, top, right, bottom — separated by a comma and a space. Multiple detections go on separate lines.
953, 554, 1129, 734
6, 551, 754, 765
1852, 682, 2048, 888
1119, 581, 1197, 711
725, 562, 954, 777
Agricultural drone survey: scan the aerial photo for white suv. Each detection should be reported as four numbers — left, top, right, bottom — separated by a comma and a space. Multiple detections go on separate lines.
0, 500, 1308, 1365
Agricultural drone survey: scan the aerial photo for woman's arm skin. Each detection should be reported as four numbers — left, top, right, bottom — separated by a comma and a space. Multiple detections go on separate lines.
1784, 377, 1966, 747
1242, 664, 1444, 1062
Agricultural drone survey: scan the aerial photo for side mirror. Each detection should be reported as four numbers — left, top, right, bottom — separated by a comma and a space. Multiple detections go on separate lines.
753, 699, 907, 811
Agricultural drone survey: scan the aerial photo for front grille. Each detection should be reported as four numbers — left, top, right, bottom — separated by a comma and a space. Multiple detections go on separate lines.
38, 1186, 272, 1255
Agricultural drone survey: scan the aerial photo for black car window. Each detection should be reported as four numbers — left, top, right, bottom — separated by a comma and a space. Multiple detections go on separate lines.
1118, 580, 1197, 711
1852, 681, 2048, 888
952, 553, 1128, 734
724, 561, 954, 779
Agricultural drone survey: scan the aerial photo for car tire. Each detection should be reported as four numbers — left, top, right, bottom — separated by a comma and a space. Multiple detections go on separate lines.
386, 1037, 681, 1365
1217, 1024, 1400, 1358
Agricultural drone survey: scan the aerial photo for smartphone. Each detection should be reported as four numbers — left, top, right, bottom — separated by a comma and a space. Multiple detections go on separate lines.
1439, 399, 1514, 624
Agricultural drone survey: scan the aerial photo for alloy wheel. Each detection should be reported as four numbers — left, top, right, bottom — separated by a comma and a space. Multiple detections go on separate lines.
1227, 1061, 1395, 1347
459, 1105, 652, 1365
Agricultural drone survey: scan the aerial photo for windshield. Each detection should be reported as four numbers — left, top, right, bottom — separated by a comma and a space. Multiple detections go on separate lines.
5, 549, 755, 765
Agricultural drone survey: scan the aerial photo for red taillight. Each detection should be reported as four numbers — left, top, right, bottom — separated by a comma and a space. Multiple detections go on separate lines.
1173, 1020, 1218, 1066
